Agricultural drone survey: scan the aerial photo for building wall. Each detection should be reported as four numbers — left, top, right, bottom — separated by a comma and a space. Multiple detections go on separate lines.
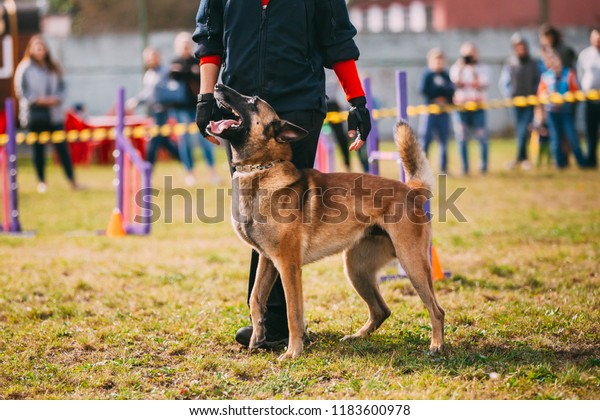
350, 0, 599, 32
433, 0, 540, 30
549, 1, 600, 27
436, 0, 599, 30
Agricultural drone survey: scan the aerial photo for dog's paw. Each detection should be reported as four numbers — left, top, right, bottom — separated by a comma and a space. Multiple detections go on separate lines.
277, 342, 302, 361
277, 349, 300, 361
428, 343, 444, 355
249, 334, 266, 350
341, 332, 367, 342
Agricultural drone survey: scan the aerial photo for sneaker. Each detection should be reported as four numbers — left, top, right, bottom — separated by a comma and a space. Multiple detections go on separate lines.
520, 160, 533, 171
235, 325, 289, 349
70, 181, 88, 191
37, 182, 47, 193
184, 174, 196, 187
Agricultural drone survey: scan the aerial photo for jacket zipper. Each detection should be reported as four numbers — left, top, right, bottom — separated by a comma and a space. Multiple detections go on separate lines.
257, 3, 268, 94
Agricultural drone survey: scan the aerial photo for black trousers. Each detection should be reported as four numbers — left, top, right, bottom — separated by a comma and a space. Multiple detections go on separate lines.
226, 110, 325, 332
29, 122, 74, 184
585, 101, 600, 168
147, 110, 180, 165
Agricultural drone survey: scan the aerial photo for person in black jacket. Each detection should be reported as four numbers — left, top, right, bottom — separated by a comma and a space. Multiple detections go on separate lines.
499, 33, 540, 170
418, 48, 454, 173
192, 0, 371, 349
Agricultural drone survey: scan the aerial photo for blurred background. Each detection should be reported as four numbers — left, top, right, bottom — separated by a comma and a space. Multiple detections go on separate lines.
1, 0, 597, 138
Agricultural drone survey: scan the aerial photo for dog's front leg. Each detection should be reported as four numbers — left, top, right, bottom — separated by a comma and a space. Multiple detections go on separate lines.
274, 259, 304, 360
248, 254, 279, 350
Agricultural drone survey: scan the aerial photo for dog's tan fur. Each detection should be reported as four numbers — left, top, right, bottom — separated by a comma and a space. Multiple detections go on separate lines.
210, 85, 445, 360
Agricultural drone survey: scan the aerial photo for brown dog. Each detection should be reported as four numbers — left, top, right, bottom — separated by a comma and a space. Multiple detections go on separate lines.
208, 84, 444, 360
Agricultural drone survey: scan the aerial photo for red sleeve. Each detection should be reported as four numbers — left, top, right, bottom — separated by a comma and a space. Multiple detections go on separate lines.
200, 55, 222, 67
332, 59, 365, 102
568, 70, 579, 92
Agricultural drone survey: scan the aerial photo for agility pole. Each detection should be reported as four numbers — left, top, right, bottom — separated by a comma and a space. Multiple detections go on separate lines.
314, 128, 336, 173
366, 71, 448, 281
109, 88, 153, 236
0, 98, 22, 234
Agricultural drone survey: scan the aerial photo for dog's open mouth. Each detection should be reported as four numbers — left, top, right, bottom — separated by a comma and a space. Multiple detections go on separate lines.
209, 100, 243, 136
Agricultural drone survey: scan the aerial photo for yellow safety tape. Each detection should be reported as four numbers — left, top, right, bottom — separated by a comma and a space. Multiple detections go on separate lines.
0, 89, 598, 146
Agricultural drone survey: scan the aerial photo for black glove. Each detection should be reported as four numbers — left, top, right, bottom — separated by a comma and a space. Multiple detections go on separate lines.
347, 96, 372, 142
195, 93, 220, 136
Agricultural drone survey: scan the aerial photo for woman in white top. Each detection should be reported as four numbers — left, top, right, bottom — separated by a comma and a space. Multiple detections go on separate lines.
14, 35, 78, 193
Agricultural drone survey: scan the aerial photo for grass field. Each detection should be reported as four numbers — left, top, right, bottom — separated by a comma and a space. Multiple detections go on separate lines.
0, 139, 599, 400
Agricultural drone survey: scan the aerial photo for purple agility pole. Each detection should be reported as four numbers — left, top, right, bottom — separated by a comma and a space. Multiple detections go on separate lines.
364, 77, 380, 176
4, 98, 22, 233
113, 87, 152, 235
396, 70, 408, 183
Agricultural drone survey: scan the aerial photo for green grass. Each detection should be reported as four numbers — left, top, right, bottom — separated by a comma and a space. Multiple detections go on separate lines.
0, 139, 599, 399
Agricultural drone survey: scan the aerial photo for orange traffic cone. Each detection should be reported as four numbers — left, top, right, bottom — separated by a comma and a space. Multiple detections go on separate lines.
106, 208, 126, 237
431, 245, 445, 281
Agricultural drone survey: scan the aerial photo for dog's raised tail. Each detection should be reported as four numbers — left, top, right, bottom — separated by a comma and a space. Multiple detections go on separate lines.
394, 121, 435, 193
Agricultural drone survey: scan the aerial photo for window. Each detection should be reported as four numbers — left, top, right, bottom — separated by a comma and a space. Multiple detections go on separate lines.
388, 4, 405, 33
349, 7, 364, 32
409, 1, 427, 32
367, 6, 385, 33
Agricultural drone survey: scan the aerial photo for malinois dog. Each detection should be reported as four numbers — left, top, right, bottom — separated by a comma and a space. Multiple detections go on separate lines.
208, 84, 444, 360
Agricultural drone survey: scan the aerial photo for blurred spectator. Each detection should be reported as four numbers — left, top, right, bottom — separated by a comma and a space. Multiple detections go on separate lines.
170, 32, 220, 186
14, 35, 79, 193
538, 50, 587, 168
577, 27, 600, 168
539, 24, 577, 69
325, 72, 368, 172
450, 42, 490, 175
499, 33, 540, 170
127, 47, 180, 167
418, 48, 454, 173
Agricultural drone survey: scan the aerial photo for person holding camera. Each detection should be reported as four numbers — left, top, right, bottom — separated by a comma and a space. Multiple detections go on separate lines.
450, 42, 490, 176
127, 47, 180, 167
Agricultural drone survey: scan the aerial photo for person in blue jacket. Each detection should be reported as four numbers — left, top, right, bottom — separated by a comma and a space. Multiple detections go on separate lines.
418, 48, 454, 173
192, 0, 372, 349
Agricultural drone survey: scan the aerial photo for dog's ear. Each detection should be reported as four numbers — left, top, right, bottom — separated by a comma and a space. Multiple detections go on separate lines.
273, 120, 308, 143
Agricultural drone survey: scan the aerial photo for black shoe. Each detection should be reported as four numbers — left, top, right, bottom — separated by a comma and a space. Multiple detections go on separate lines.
235, 325, 289, 349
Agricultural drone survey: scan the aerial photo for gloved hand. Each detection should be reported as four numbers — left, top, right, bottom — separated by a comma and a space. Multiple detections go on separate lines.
195, 93, 221, 144
347, 96, 371, 151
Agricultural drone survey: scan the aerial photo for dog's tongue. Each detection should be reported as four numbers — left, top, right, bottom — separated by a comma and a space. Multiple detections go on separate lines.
209, 119, 238, 135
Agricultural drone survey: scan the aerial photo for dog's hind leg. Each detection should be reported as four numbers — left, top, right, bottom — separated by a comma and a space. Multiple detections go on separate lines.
390, 224, 445, 353
248, 254, 280, 350
341, 235, 396, 341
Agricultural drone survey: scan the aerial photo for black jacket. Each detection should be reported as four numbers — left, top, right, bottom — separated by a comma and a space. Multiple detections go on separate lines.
192, 0, 360, 114
419, 70, 455, 104
170, 56, 201, 108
